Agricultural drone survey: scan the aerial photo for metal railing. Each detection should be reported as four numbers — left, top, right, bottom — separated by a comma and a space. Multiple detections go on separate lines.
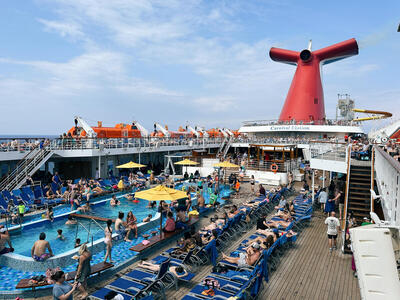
0, 136, 351, 153
241, 118, 361, 127
246, 159, 299, 173
374, 146, 400, 226
0, 146, 53, 191
310, 143, 347, 162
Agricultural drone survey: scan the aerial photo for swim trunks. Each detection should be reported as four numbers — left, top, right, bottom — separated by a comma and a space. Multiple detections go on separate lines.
33, 253, 50, 262
0, 247, 12, 255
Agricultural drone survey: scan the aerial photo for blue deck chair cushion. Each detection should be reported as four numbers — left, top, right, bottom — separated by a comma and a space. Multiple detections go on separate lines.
91, 287, 132, 300
108, 277, 147, 293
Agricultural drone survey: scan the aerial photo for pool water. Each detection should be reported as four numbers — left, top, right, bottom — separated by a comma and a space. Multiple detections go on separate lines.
11, 197, 157, 256
81, 196, 157, 222
7, 184, 231, 257
0, 184, 233, 292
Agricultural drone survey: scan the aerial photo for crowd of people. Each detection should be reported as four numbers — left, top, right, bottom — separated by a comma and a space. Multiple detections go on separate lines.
380, 140, 400, 162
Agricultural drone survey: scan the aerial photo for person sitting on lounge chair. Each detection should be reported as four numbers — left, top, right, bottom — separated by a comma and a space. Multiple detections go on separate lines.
138, 261, 188, 278
221, 242, 261, 267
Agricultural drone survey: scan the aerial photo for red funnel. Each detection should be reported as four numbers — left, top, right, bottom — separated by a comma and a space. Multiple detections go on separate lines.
270, 38, 359, 124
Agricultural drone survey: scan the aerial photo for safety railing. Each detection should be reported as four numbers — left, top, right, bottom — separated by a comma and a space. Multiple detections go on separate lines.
374, 146, 400, 226
310, 142, 347, 162
246, 159, 299, 173
75, 218, 105, 249
0, 145, 53, 191
47, 137, 225, 151
241, 118, 361, 126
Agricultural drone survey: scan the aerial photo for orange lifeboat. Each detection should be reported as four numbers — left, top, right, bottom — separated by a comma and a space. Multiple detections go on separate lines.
67, 122, 142, 138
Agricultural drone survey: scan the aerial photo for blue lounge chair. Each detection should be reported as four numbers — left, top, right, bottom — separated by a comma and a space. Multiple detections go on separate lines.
107, 277, 147, 294
126, 259, 175, 289
90, 287, 132, 300
2, 190, 19, 205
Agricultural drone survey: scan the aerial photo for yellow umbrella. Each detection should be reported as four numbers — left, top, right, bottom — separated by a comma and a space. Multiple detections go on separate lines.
116, 161, 146, 169
134, 185, 187, 201
213, 161, 239, 168
134, 185, 188, 237
174, 159, 199, 166
174, 158, 199, 175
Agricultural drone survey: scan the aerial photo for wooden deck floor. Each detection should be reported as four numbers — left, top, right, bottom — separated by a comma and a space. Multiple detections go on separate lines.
167, 210, 360, 300
259, 211, 360, 300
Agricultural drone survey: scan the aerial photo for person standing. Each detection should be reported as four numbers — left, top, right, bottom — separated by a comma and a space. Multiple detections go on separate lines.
325, 212, 340, 252
318, 188, 328, 211
250, 175, 255, 195
104, 219, 113, 263
75, 243, 91, 299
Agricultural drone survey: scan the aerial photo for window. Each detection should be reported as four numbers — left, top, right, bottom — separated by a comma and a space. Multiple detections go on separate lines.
314, 98, 318, 104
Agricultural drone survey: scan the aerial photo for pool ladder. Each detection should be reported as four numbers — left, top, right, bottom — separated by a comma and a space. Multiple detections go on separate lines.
75, 218, 105, 249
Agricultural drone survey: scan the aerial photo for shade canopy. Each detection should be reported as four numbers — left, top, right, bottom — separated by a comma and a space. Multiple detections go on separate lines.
213, 161, 239, 168
116, 161, 146, 169
174, 159, 199, 166
134, 185, 187, 201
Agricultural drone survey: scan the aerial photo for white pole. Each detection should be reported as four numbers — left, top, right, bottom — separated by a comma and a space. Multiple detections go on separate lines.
98, 154, 101, 178
312, 169, 315, 204
322, 169, 325, 188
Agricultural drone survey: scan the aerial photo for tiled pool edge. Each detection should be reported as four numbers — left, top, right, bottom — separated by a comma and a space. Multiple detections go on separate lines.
0, 212, 160, 272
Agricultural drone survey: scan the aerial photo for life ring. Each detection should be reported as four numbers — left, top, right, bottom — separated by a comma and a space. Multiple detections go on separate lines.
381, 137, 388, 143
270, 163, 279, 174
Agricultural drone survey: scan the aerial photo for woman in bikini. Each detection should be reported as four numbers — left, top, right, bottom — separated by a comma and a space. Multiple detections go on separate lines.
126, 211, 138, 240
104, 219, 114, 263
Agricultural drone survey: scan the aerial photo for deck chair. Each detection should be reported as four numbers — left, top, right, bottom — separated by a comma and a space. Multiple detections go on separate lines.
89, 286, 132, 300
32, 185, 46, 205
126, 259, 175, 291
2, 190, 19, 205
107, 277, 147, 295
150, 249, 200, 278
21, 186, 35, 200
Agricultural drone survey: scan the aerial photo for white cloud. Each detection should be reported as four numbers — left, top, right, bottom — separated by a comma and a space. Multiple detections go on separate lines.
38, 18, 84, 40
194, 96, 237, 112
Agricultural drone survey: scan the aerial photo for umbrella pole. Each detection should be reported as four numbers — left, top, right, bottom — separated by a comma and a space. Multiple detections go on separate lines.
159, 209, 163, 240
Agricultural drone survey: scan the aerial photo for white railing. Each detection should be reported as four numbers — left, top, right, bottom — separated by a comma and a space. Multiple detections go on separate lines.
246, 159, 299, 173
310, 142, 347, 162
374, 146, 400, 226
241, 118, 361, 127
0, 136, 348, 154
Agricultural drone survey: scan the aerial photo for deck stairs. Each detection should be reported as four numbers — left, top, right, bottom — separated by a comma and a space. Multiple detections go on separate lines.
0, 147, 54, 192
346, 161, 372, 221
217, 136, 233, 159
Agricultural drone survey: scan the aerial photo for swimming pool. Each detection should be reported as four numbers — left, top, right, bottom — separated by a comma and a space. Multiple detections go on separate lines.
10, 196, 157, 256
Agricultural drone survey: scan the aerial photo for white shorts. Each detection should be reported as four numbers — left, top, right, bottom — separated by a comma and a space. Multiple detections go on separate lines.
238, 253, 247, 267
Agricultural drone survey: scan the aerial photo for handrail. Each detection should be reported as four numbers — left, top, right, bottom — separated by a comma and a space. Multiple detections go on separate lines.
370, 148, 375, 212
343, 144, 352, 230
0, 148, 53, 192
341, 144, 352, 253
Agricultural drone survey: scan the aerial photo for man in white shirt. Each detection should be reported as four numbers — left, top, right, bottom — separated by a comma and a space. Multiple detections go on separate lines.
325, 211, 340, 252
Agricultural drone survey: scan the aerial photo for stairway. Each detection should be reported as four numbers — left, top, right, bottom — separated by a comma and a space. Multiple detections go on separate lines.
346, 163, 372, 221
0, 147, 54, 192
221, 136, 233, 158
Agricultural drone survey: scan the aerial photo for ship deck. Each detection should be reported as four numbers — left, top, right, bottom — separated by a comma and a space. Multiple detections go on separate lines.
166, 210, 360, 300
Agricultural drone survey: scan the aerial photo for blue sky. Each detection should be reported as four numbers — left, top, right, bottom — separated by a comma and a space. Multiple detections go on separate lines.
0, 0, 399, 134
